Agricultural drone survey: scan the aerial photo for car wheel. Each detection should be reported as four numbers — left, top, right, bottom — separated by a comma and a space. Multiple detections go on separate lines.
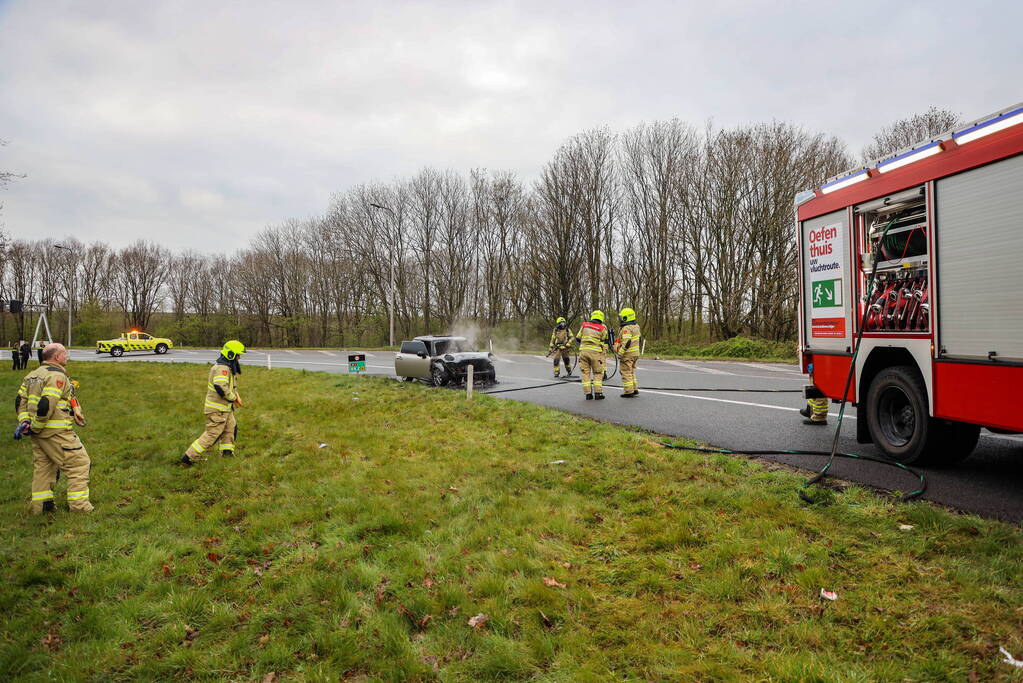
110, 346, 124, 358
431, 362, 449, 387
155, 343, 168, 354
865, 365, 976, 464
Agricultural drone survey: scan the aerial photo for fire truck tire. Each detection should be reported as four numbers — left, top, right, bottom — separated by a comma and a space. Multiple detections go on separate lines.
865, 365, 943, 465
110, 346, 124, 358
929, 420, 980, 465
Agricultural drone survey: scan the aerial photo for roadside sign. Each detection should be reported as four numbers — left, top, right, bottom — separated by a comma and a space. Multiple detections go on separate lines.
348, 353, 366, 373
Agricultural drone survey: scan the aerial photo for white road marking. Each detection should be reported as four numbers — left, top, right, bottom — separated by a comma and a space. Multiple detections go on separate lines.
740, 363, 800, 374
662, 360, 733, 375
318, 350, 338, 356
533, 355, 551, 361
493, 357, 516, 363
285, 350, 300, 355
643, 388, 855, 419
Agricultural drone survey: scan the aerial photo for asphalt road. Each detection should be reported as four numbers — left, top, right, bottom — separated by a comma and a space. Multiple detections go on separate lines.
70, 347, 1023, 523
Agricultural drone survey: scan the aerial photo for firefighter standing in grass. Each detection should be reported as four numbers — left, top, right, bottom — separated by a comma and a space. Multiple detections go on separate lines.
548, 317, 573, 378
615, 308, 641, 398
14, 343, 92, 513
182, 340, 246, 466
575, 310, 610, 400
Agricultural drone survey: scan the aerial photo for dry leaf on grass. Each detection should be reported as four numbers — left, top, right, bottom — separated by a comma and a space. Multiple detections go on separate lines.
40, 632, 63, 652
543, 577, 567, 589
467, 613, 488, 629
261, 673, 278, 683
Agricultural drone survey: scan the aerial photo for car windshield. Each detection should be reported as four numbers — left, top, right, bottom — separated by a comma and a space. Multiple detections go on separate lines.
434, 339, 469, 355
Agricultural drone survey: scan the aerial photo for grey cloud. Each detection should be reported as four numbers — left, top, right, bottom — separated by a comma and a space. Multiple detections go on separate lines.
1, 0, 1020, 249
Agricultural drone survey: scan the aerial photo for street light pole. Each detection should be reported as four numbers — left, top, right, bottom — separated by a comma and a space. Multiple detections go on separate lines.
369, 203, 397, 347
54, 244, 74, 348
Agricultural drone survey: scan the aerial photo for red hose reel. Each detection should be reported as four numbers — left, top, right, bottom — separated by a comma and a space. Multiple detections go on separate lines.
863, 276, 929, 332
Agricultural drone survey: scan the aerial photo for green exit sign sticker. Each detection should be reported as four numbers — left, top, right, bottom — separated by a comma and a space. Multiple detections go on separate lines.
811, 279, 842, 309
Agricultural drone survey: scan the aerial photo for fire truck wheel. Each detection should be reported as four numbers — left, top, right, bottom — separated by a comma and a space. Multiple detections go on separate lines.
929, 420, 980, 465
865, 365, 941, 464
155, 343, 168, 354
110, 346, 124, 358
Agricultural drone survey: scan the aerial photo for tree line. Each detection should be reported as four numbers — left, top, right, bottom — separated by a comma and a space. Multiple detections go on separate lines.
0, 109, 960, 349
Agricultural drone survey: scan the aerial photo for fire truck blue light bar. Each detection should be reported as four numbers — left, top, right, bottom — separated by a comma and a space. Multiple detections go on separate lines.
877, 141, 943, 174
953, 105, 1023, 145
820, 169, 869, 194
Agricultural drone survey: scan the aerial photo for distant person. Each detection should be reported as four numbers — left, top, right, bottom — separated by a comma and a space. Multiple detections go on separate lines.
182, 340, 246, 466
614, 308, 641, 398
548, 317, 573, 378
36, 340, 46, 365
575, 310, 610, 400
20, 340, 31, 369
11, 342, 21, 370
14, 343, 93, 513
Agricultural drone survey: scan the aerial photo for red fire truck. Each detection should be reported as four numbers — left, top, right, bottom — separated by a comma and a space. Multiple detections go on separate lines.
797, 101, 1023, 464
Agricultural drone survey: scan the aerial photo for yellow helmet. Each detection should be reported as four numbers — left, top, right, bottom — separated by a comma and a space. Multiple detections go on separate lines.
619, 307, 637, 323
221, 340, 246, 360
555, 316, 566, 324
591, 310, 605, 323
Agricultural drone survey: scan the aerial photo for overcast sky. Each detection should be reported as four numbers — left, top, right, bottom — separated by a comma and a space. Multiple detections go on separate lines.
1, 0, 1020, 251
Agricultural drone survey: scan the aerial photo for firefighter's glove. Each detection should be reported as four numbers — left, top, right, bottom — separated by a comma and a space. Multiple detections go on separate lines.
14, 421, 30, 440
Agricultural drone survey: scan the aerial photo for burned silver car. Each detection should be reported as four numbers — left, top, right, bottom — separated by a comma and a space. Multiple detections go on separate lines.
395, 335, 497, 386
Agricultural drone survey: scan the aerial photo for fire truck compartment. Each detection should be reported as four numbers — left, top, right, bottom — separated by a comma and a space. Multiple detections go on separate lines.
936, 153, 1023, 362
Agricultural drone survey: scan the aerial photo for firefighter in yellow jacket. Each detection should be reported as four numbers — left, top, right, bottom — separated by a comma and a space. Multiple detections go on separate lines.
575, 310, 610, 400
182, 340, 246, 465
615, 308, 641, 397
14, 343, 93, 513
548, 317, 573, 378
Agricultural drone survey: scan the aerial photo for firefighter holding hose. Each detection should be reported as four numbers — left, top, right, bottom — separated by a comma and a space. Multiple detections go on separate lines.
548, 317, 573, 378
575, 310, 610, 400
615, 308, 641, 397
182, 340, 246, 465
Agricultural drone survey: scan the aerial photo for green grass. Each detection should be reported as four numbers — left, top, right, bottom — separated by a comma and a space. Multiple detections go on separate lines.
644, 336, 797, 363
1, 363, 1021, 681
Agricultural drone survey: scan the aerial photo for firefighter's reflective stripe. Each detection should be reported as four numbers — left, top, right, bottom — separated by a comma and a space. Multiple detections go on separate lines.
66, 489, 90, 501
32, 490, 54, 501
212, 374, 230, 384
219, 444, 233, 451
18, 411, 30, 422
189, 439, 207, 454
577, 322, 608, 352
205, 400, 231, 412
36, 419, 74, 430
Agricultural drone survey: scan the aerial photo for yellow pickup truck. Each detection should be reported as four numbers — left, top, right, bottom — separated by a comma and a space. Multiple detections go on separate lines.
96, 331, 173, 357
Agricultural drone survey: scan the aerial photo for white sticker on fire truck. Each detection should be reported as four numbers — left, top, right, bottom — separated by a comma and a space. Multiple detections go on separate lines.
807, 222, 846, 338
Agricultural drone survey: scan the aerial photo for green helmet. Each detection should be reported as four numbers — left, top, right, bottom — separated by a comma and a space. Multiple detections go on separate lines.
591, 310, 605, 323
221, 340, 246, 360
619, 307, 637, 323
555, 316, 566, 324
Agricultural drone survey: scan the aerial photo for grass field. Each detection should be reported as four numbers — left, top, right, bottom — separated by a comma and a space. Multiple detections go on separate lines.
1, 362, 1021, 681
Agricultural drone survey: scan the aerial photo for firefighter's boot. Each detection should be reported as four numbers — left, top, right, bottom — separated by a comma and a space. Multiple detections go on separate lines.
804, 398, 829, 426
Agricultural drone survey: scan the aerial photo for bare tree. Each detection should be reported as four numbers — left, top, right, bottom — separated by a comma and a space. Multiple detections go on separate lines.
115, 241, 170, 330
861, 106, 962, 162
